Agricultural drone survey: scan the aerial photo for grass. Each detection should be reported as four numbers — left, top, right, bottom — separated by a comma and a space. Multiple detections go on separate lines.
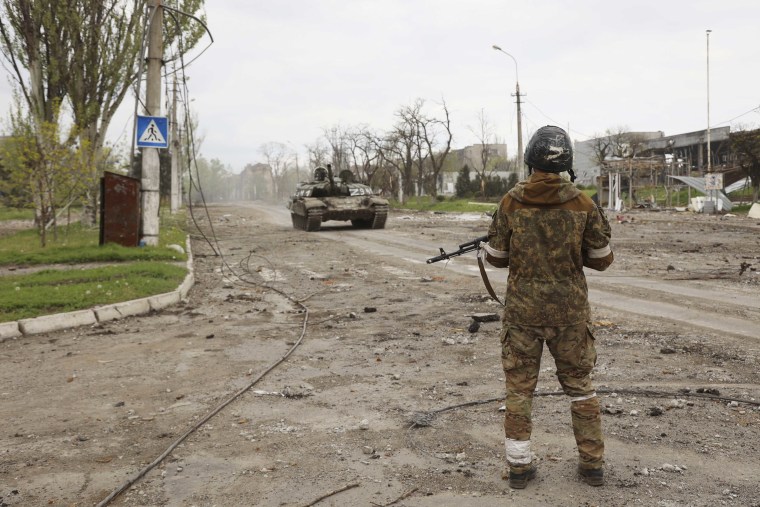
390, 196, 498, 213
0, 215, 187, 266
0, 209, 190, 323
0, 206, 35, 221
0, 262, 187, 322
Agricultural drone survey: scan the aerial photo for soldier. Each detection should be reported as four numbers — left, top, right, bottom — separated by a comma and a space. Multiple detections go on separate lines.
483, 125, 614, 489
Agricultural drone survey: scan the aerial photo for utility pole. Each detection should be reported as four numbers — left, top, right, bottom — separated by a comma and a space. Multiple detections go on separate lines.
706, 29, 712, 174
141, 0, 163, 245
170, 76, 180, 213
514, 83, 525, 180
492, 45, 526, 180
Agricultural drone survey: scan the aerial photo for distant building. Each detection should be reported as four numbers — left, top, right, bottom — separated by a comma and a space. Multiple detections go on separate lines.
574, 131, 664, 185
574, 127, 732, 185
574, 127, 740, 207
234, 163, 272, 200
438, 143, 511, 195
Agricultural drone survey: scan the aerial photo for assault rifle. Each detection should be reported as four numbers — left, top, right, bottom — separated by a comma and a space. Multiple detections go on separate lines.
426, 235, 488, 264
426, 235, 504, 306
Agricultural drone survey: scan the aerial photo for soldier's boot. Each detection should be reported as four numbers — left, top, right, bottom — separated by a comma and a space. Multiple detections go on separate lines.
578, 465, 604, 486
508, 462, 537, 489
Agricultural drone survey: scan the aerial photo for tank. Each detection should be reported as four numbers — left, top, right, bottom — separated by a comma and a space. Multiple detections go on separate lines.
287, 165, 389, 231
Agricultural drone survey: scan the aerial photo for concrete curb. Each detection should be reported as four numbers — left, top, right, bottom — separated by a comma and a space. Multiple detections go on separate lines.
0, 236, 195, 341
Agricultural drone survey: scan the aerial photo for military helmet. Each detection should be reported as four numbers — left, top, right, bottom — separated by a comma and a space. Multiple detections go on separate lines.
313, 166, 328, 181
524, 125, 573, 174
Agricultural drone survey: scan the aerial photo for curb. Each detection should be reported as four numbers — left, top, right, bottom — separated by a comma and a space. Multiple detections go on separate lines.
0, 236, 195, 341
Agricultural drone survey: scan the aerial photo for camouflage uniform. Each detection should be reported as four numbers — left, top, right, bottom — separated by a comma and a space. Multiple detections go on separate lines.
485, 171, 613, 474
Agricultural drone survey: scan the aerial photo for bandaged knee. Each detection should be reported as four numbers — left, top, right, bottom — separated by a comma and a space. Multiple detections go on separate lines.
504, 437, 532, 465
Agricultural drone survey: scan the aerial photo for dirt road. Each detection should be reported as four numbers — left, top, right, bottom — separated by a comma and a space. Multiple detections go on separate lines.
1, 202, 759, 507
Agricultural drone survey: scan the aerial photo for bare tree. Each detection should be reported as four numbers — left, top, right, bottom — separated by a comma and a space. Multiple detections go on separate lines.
322, 125, 350, 174
345, 126, 380, 184
258, 141, 289, 199
306, 140, 329, 170
384, 98, 454, 198
590, 132, 612, 173
376, 122, 417, 203
405, 99, 452, 197
469, 109, 498, 197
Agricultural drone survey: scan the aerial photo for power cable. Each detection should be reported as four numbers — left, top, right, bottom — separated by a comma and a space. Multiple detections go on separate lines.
97, 7, 313, 505
96, 294, 310, 507
712, 104, 760, 127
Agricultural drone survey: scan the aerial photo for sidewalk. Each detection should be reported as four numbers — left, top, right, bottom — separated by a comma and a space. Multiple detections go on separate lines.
0, 238, 194, 341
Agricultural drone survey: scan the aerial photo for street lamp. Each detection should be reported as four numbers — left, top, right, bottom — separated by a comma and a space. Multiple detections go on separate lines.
705, 29, 712, 174
492, 44, 525, 180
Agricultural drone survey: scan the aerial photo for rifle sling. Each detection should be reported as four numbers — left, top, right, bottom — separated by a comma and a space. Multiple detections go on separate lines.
477, 250, 505, 306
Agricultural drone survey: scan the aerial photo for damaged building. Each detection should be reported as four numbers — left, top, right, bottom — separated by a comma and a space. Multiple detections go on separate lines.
574, 127, 749, 209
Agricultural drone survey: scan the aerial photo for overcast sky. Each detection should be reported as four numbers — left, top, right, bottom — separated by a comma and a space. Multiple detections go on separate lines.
2, 0, 760, 173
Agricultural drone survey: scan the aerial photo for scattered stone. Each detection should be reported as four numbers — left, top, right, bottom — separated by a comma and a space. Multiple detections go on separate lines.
668, 399, 686, 409
391, 373, 401, 381
114, 401, 125, 407
666, 265, 676, 271
660, 347, 676, 354
696, 387, 721, 395
467, 321, 480, 333
282, 385, 313, 398
442, 338, 457, 345
205, 334, 215, 339
363, 307, 377, 313
362, 446, 374, 455
603, 405, 624, 415
348, 312, 357, 319
648, 406, 664, 416
359, 419, 370, 430
420, 276, 434, 282
630, 409, 640, 417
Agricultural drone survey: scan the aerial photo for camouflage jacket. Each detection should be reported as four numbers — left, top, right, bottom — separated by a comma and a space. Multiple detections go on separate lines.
486, 172, 613, 326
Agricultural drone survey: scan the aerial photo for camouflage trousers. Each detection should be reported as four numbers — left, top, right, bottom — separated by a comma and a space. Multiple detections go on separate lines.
501, 322, 604, 470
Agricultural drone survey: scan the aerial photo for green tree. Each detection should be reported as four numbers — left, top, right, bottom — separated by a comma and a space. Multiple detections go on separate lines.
730, 127, 760, 203
0, 0, 207, 221
1, 102, 92, 246
455, 164, 474, 198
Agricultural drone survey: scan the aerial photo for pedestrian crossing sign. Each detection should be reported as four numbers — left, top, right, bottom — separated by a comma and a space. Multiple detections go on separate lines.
136, 115, 169, 148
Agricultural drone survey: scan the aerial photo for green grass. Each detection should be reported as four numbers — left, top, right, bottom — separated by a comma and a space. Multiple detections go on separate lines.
730, 203, 753, 213
390, 196, 498, 213
0, 262, 187, 322
0, 206, 35, 221
0, 214, 187, 266
0, 210, 190, 323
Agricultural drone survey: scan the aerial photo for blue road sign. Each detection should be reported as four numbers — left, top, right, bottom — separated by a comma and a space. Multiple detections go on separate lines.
136, 115, 169, 148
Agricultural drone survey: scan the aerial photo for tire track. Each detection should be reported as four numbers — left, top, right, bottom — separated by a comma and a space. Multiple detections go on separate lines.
250, 202, 759, 342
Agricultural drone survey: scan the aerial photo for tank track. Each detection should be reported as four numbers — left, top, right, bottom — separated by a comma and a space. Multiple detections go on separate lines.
371, 205, 388, 229
305, 209, 322, 231
291, 209, 323, 231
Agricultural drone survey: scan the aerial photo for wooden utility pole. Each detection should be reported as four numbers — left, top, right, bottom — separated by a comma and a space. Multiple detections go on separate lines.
141, 0, 163, 245
170, 76, 180, 213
